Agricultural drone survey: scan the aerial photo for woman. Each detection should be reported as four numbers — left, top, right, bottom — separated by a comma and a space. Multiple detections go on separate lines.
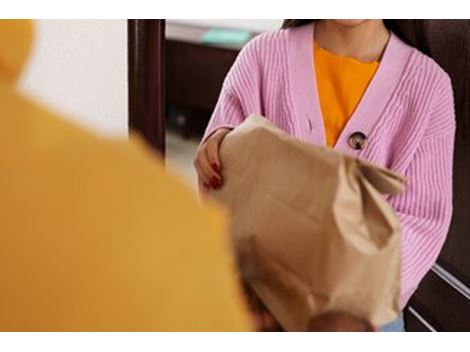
194, 20, 456, 331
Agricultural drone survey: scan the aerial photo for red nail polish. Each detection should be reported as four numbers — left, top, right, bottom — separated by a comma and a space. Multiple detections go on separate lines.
210, 177, 221, 189
211, 162, 220, 173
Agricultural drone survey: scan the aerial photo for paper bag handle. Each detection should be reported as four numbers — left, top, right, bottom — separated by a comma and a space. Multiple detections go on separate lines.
358, 160, 406, 195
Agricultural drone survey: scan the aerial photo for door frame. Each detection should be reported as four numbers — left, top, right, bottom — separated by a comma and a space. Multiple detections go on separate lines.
127, 19, 166, 155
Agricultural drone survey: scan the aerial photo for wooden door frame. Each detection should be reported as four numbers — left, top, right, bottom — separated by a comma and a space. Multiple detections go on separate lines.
128, 19, 166, 155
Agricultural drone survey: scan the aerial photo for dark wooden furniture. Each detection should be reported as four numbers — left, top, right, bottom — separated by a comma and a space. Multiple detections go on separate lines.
404, 20, 470, 332
128, 19, 166, 155
165, 23, 256, 138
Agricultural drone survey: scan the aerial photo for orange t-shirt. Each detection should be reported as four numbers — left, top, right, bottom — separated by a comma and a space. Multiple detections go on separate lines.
314, 41, 379, 147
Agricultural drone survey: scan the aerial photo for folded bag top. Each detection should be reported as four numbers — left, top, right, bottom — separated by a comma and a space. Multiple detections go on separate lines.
210, 115, 405, 331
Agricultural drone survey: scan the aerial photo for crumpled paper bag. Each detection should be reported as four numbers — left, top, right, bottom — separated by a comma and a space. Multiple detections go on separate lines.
210, 115, 405, 331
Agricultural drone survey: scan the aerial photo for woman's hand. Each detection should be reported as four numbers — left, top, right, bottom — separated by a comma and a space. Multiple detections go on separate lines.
194, 128, 231, 190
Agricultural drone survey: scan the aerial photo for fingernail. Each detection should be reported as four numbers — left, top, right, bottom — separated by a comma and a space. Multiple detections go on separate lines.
210, 176, 221, 189
211, 162, 220, 173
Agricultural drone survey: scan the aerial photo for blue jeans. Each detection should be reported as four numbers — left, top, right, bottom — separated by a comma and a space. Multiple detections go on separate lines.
380, 314, 405, 332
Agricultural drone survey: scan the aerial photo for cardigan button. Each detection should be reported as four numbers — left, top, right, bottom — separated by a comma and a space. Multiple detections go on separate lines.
348, 132, 368, 150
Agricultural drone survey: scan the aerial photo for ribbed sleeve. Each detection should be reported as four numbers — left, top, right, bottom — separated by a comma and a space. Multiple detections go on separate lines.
388, 76, 456, 306
202, 37, 263, 142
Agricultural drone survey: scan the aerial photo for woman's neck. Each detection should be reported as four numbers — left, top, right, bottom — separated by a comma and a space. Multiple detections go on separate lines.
314, 20, 391, 62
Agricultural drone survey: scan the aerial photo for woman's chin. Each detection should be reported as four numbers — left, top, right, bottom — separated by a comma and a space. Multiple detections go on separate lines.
332, 19, 370, 27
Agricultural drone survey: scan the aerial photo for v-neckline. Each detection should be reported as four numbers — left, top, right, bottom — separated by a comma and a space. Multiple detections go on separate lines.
287, 22, 414, 157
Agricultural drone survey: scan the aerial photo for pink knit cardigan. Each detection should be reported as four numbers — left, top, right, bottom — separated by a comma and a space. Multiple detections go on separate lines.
203, 23, 456, 307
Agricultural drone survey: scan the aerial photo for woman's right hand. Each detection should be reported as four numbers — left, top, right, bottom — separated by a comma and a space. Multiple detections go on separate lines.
194, 128, 232, 190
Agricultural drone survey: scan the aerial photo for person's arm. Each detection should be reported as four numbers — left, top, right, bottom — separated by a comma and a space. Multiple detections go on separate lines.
202, 36, 263, 142
387, 74, 456, 307
195, 36, 264, 191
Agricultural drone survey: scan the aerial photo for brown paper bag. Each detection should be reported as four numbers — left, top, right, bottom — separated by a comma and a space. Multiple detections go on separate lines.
210, 115, 405, 331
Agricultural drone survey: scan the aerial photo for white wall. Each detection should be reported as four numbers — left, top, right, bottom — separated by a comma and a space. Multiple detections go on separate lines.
20, 20, 128, 137
18, 20, 277, 137
168, 19, 282, 32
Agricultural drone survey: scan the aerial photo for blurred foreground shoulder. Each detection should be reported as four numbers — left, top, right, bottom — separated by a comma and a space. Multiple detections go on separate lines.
0, 85, 251, 331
